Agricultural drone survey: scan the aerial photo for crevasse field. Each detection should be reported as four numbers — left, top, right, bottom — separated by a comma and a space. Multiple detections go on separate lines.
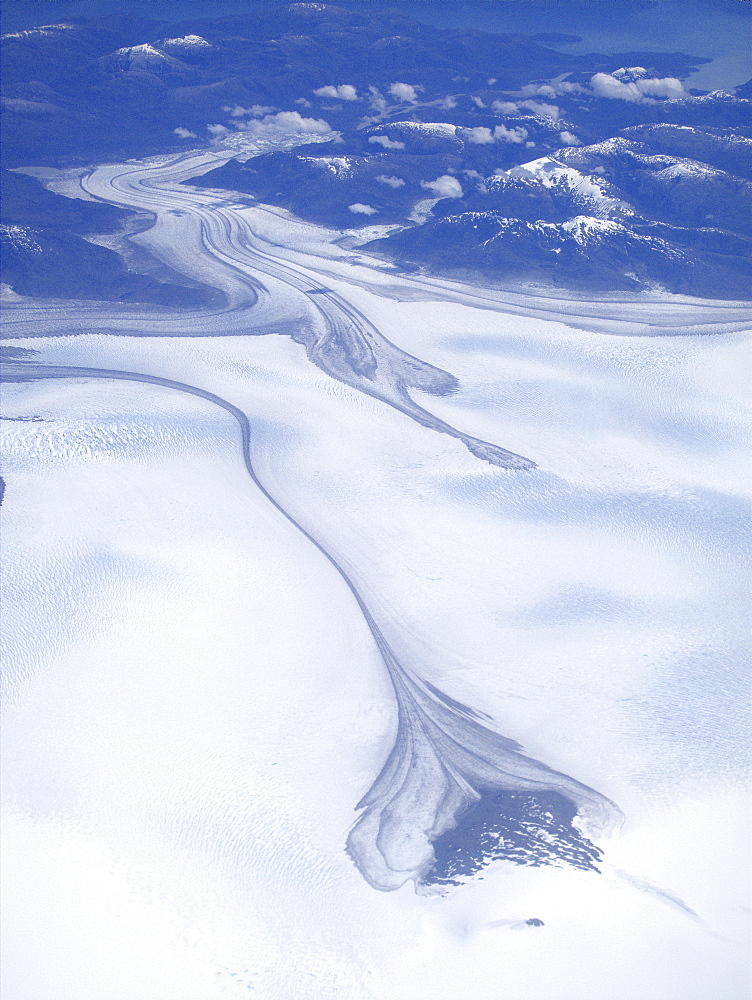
1, 139, 750, 999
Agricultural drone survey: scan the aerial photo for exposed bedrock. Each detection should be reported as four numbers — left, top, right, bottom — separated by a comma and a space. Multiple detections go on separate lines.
347, 649, 622, 891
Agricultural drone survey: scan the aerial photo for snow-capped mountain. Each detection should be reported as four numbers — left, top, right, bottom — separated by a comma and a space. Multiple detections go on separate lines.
98, 43, 193, 79
1, 4, 749, 299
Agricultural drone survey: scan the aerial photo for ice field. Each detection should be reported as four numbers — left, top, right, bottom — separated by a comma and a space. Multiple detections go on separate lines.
1, 144, 750, 999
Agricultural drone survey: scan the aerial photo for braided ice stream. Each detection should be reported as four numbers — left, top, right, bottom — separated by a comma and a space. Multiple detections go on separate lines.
1, 144, 750, 999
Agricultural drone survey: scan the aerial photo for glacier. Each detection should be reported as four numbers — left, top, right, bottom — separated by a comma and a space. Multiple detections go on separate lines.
1, 145, 750, 999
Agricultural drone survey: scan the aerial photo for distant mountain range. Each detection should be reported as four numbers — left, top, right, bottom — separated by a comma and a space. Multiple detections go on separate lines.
2, 2, 750, 300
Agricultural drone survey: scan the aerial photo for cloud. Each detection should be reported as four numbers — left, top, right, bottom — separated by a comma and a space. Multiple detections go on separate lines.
295, 97, 312, 107
389, 82, 419, 103
521, 83, 558, 99
313, 84, 358, 100
520, 80, 583, 99
500, 94, 563, 119
173, 127, 197, 138
559, 131, 581, 146
460, 126, 495, 145
335, 84, 358, 101
376, 174, 406, 188
458, 125, 528, 145
313, 85, 339, 99
494, 124, 528, 143
471, 96, 486, 108
590, 73, 643, 101
216, 111, 334, 145
492, 100, 519, 115
463, 168, 487, 191
368, 86, 388, 113
590, 71, 685, 102
349, 203, 378, 215
636, 76, 686, 99
223, 104, 275, 117
421, 174, 463, 198
518, 100, 560, 121
369, 134, 405, 150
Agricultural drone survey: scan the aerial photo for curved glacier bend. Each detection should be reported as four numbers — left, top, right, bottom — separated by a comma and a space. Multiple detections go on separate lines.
4, 153, 536, 471
97, 157, 538, 469
2, 353, 622, 891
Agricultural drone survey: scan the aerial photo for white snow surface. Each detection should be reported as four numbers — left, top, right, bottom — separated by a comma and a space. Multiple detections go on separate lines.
115, 42, 171, 59
302, 155, 357, 177
1, 147, 750, 999
380, 121, 458, 138
1, 22, 78, 39
503, 156, 633, 218
159, 34, 212, 49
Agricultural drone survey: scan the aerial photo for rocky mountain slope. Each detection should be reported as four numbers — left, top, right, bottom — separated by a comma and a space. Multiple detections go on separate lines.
2, 2, 749, 299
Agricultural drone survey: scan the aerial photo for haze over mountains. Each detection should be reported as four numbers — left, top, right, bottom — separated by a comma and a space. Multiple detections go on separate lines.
2, 1, 751, 298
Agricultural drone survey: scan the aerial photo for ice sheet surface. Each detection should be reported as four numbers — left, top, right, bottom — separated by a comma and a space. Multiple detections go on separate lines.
1, 149, 750, 999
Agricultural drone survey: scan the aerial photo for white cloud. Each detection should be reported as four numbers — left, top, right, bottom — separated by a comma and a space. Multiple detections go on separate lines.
590, 71, 685, 102
420, 174, 463, 198
295, 97, 312, 107
492, 100, 519, 115
389, 82, 419, 103
460, 126, 495, 145
463, 169, 487, 192
173, 127, 197, 138
207, 124, 229, 136
220, 111, 334, 145
458, 124, 528, 145
349, 203, 378, 215
376, 174, 406, 188
559, 131, 581, 146
636, 76, 686, 99
440, 95, 458, 110
369, 135, 405, 150
223, 104, 275, 117
471, 96, 486, 108
590, 73, 642, 101
487, 77, 497, 85
313, 84, 358, 100
494, 124, 528, 143
313, 85, 340, 99
368, 86, 388, 113
518, 100, 560, 121
521, 79, 583, 98
521, 83, 558, 100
